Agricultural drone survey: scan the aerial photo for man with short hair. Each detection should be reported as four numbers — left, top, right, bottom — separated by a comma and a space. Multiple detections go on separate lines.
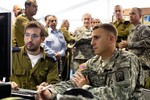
41, 15, 67, 79
12, 5, 23, 18
44, 14, 51, 28
10, 21, 60, 90
12, 0, 38, 47
119, 7, 150, 88
35, 24, 144, 100
73, 13, 95, 72
113, 5, 133, 47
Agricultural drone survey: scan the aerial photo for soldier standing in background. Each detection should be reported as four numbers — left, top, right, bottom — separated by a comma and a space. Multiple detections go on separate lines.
59, 19, 75, 80
72, 13, 95, 72
12, 4, 24, 47
12, 0, 38, 47
119, 7, 150, 89
12, 5, 23, 18
113, 5, 133, 47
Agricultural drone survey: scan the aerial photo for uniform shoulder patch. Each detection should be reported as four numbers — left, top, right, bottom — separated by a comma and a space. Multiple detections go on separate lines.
115, 71, 125, 82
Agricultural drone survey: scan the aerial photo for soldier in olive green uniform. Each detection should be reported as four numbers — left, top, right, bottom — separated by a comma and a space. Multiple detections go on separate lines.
113, 5, 133, 47
10, 46, 60, 90
59, 19, 75, 81
12, 0, 38, 47
10, 21, 60, 90
35, 24, 144, 100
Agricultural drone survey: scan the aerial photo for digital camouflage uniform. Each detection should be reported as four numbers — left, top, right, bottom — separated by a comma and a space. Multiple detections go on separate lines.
126, 23, 150, 89
12, 13, 36, 47
73, 26, 95, 71
48, 50, 145, 100
10, 46, 60, 90
113, 19, 133, 47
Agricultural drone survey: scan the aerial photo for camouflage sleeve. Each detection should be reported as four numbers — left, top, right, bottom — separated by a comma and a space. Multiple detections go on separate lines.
48, 67, 87, 94
87, 54, 144, 100
128, 25, 150, 49
73, 27, 84, 41
48, 80, 78, 94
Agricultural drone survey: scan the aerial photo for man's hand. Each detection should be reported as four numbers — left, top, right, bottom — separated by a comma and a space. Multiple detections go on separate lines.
10, 81, 18, 90
55, 52, 61, 60
40, 82, 49, 86
118, 40, 128, 49
35, 85, 52, 100
71, 72, 89, 88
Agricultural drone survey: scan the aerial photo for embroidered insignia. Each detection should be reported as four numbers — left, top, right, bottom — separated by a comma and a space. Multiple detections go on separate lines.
115, 71, 124, 82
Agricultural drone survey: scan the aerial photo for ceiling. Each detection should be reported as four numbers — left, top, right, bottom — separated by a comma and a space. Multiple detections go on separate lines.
0, 0, 150, 31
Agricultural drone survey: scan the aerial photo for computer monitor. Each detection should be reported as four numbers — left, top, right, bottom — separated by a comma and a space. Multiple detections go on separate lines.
0, 12, 12, 82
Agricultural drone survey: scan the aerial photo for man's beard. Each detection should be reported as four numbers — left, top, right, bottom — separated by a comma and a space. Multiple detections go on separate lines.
25, 45, 38, 52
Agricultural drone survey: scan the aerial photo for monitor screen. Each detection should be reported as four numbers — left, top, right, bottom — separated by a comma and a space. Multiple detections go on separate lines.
0, 12, 11, 82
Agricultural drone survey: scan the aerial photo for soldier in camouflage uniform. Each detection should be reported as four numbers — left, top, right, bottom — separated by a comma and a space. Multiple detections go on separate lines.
73, 13, 95, 72
35, 24, 144, 100
113, 5, 133, 47
10, 21, 60, 90
118, 7, 150, 88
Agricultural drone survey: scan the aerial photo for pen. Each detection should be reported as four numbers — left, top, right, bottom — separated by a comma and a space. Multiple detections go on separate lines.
36, 84, 52, 93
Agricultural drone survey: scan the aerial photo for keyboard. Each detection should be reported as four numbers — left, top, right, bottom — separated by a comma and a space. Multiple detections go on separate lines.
11, 88, 36, 100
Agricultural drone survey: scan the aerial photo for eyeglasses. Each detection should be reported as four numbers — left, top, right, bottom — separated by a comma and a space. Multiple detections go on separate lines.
50, 20, 57, 23
24, 33, 40, 38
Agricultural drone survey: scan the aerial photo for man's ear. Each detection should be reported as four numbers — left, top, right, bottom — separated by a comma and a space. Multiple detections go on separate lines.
123, 10, 124, 14
41, 37, 45, 43
109, 34, 115, 43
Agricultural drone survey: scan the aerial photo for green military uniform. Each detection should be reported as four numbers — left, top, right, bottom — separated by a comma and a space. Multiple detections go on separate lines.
12, 13, 36, 47
12, 25, 17, 47
10, 46, 60, 90
113, 19, 133, 47
44, 28, 49, 37
47, 50, 144, 100
59, 27, 75, 45
59, 27, 75, 80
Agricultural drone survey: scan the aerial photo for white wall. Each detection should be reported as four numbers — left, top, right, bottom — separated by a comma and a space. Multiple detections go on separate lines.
0, 0, 150, 31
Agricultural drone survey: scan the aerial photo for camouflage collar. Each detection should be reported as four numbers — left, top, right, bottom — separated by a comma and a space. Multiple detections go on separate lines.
131, 22, 142, 32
